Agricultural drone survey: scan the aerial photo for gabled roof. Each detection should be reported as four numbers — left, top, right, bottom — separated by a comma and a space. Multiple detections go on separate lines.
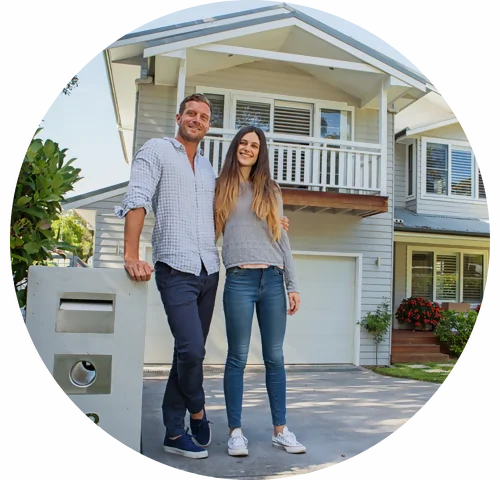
111, 3, 430, 87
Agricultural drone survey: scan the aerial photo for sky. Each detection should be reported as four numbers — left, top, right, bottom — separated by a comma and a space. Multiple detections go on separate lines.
39, 1, 420, 197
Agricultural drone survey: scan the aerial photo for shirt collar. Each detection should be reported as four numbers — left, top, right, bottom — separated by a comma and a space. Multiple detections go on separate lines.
166, 137, 204, 157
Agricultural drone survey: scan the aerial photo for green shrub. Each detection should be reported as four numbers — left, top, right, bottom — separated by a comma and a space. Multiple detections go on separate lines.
358, 298, 392, 365
434, 310, 477, 356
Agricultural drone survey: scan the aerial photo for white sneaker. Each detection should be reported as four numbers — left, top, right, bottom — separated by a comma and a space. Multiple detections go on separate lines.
228, 428, 249, 456
272, 426, 306, 454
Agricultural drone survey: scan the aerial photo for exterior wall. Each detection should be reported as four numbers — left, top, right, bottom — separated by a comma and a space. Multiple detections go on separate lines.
393, 239, 490, 325
88, 68, 395, 365
394, 122, 488, 219
186, 61, 359, 105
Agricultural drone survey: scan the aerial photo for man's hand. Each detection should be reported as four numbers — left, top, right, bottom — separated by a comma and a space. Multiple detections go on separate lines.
124, 258, 154, 282
287, 292, 300, 315
280, 216, 290, 232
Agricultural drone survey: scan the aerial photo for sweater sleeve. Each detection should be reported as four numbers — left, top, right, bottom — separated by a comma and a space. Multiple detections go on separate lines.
276, 193, 299, 293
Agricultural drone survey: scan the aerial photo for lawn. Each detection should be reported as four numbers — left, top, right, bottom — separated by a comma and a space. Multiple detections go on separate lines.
371, 361, 456, 384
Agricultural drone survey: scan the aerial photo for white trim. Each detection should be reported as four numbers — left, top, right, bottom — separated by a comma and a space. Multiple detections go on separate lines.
379, 79, 388, 196
196, 85, 351, 111
175, 52, 187, 136
405, 245, 488, 304
62, 187, 129, 210
406, 140, 416, 200
293, 22, 427, 92
194, 44, 382, 73
394, 231, 490, 246
421, 136, 486, 202
108, 8, 291, 49
405, 118, 459, 137
143, 246, 363, 366
143, 18, 298, 57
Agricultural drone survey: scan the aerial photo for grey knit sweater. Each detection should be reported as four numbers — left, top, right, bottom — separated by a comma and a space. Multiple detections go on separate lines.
221, 183, 298, 293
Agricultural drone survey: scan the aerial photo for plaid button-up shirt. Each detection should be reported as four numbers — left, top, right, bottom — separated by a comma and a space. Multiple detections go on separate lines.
115, 137, 220, 276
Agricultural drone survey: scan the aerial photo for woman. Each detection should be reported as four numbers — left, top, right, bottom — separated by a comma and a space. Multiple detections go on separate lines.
214, 125, 306, 457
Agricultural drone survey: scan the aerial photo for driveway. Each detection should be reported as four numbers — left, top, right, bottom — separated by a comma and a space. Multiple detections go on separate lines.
141, 366, 439, 479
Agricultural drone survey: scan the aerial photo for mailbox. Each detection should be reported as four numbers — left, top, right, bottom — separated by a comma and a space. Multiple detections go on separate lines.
25, 266, 148, 452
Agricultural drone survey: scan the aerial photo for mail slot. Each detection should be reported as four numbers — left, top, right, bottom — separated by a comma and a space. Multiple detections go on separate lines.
56, 293, 115, 334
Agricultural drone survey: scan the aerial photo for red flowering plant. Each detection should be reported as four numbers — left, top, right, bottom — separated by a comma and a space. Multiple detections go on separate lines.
395, 297, 444, 330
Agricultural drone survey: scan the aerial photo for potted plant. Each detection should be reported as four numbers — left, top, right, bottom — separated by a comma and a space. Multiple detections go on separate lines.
395, 297, 443, 331
358, 298, 392, 366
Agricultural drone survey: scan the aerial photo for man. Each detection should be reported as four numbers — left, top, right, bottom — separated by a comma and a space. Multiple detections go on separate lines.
116, 93, 289, 460
116, 94, 218, 459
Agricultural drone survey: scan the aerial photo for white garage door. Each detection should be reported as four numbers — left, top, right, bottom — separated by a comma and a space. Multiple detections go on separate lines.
144, 250, 357, 365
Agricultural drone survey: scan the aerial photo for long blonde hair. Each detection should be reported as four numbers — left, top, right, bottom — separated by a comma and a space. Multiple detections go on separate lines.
214, 126, 281, 241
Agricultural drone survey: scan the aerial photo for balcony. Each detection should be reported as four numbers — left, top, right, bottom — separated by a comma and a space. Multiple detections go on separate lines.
201, 130, 389, 217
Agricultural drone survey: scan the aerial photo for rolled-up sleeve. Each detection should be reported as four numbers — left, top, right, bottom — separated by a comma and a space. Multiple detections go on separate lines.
115, 139, 162, 218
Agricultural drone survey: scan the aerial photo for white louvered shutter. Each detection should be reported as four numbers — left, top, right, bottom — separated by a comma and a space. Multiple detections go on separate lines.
235, 100, 271, 131
435, 254, 458, 301
463, 254, 484, 303
451, 149, 472, 196
411, 252, 433, 299
426, 143, 448, 195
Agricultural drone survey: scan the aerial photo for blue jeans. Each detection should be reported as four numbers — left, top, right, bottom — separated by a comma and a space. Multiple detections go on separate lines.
155, 262, 219, 437
223, 266, 287, 429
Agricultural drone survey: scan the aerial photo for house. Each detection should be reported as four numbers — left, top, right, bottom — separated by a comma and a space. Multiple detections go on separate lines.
63, 3, 443, 366
392, 93, 489, 321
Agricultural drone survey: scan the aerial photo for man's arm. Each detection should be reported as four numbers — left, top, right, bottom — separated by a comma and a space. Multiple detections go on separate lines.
115, 139, 162, 282
124, 208, 154, 282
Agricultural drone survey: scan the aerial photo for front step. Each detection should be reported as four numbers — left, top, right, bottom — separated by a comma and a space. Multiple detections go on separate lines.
391, 352, 451, 363
392, 344, 441, 354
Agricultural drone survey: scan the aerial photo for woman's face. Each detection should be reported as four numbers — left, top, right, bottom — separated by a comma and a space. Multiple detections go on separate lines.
237, 131, 260, 169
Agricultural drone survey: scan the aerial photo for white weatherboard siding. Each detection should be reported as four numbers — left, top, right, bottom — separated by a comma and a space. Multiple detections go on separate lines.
84, 66, 395, 365
145, 249, 358, 365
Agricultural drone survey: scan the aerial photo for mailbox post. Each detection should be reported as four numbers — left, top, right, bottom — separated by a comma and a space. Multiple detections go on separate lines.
25, 266, 148, 452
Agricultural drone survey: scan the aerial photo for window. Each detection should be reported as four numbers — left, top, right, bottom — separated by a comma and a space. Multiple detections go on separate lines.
425, 139, 485, 200
407, 143, 414, 197
235, 100, 271, 131
409, 249, 486, 304
204, 93, 225, 128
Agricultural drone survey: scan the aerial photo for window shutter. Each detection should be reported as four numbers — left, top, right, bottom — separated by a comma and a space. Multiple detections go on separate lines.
235, 100, 271, 131
463, 254, 484, 303
272, 101, 312, 184
426, 143, 448, 195
451, 149, 472, 196
273, 101, 312, 136
476, 155, 490, 198
435, 254, 458, 301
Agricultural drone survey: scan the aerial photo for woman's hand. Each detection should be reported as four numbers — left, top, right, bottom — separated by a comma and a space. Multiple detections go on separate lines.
280, 216, 290, 232
287, 292, 300, 315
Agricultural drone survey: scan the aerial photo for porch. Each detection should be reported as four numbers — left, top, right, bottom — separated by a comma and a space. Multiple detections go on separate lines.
201, 130, 389, 217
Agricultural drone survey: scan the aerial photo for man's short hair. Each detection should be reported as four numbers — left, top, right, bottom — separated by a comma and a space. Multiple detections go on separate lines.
178, 93, 212, 116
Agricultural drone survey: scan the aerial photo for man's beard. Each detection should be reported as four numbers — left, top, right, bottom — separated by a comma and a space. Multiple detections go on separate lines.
178, 123, 204, 143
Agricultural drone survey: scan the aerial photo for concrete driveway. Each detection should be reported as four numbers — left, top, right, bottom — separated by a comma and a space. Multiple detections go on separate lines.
141, 366, 439, 479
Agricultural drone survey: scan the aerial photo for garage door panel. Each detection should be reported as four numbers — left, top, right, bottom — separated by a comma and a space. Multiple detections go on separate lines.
144, 250, 357, 365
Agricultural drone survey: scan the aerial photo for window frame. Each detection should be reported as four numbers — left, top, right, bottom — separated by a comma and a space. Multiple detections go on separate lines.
406, 245, 488, 305
195, 86, 355, 140
406, 140, 416, 200
421, 137, 486, 204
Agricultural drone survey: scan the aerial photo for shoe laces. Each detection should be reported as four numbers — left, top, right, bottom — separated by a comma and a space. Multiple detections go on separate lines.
229, 430, 248, 448
278, 428, 298, 445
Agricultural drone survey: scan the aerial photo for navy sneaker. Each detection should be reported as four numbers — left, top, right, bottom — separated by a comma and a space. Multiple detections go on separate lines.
163, 432, 208, 459
190, 410, 211, 447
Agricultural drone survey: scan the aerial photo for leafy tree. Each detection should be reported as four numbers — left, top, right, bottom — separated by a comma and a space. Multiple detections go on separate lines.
62, 76, 79, 95
11, 128, 82, 308
52, 210, 94, 261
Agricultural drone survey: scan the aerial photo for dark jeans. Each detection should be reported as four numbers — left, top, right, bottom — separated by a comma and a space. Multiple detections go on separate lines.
155, 261, 219, 437
223, 266, 287, 429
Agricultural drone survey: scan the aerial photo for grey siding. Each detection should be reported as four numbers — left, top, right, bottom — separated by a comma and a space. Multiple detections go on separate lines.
412, 125, 489, 219
135, 84, 177, 153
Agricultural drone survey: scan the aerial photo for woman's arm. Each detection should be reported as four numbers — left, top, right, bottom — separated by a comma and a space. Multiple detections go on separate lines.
276, 193, 299, 294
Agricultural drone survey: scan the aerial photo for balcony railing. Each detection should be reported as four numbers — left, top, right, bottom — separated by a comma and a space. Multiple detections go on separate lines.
200, 129, 385, 195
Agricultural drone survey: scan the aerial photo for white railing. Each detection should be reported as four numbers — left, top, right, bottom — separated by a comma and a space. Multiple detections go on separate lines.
200, 129, 385, 195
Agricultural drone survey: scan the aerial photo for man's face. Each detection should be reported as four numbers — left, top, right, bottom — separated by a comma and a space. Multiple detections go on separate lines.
176, 101, 211, 143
